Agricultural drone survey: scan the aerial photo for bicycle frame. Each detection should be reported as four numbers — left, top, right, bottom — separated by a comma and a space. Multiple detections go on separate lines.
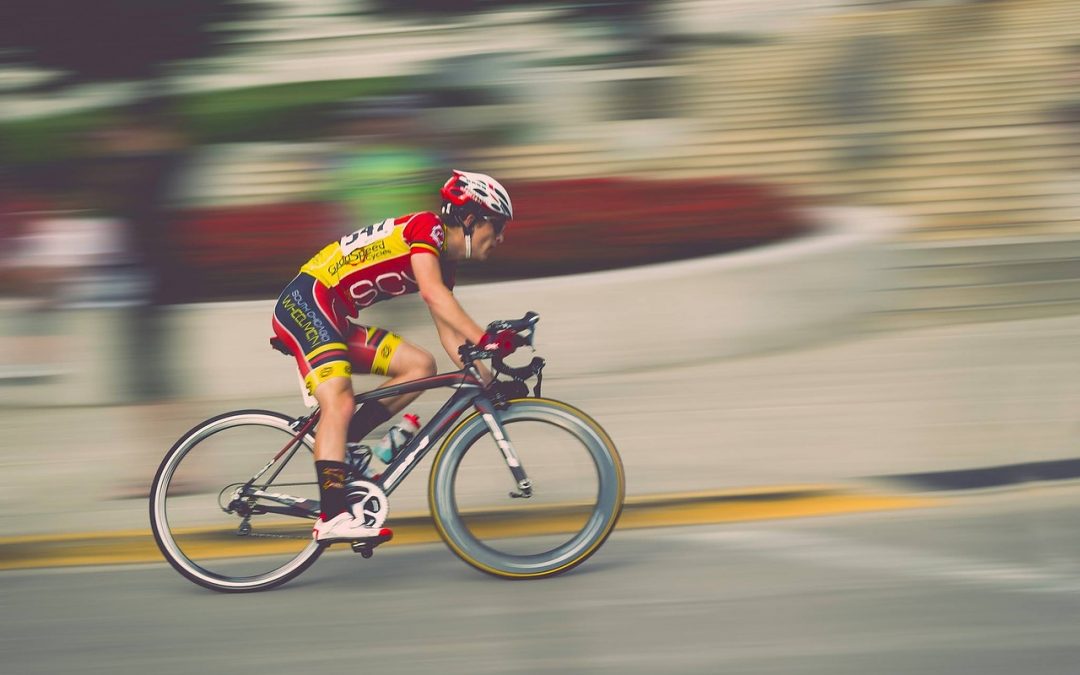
359, 369, 486, 494
240, 365, 530, 520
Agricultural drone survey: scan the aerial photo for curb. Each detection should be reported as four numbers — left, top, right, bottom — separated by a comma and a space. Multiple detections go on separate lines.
870, 457, 1080, 493
0, 485, 935, 572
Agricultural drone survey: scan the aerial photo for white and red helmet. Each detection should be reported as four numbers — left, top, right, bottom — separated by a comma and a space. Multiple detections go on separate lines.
440, 170, 513, 227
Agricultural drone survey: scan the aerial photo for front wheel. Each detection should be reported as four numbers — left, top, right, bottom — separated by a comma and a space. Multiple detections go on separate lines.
429, 398, 625, 579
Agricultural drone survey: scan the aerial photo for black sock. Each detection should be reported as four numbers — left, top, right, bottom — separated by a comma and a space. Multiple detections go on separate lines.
347, 401, 393, 444
315, 460, 350, 519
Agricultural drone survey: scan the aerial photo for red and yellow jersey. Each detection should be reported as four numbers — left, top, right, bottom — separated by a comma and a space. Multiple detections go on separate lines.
299, 211, 456, 312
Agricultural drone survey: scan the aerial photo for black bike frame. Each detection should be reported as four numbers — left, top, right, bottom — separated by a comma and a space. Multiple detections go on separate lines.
260, 365, 530, 512
358, 370, 486, 494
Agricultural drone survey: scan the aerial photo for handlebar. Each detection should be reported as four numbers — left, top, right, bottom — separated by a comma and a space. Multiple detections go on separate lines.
484, 311, 540, 335
492, 353, 546, 380
458, 311, 544, 380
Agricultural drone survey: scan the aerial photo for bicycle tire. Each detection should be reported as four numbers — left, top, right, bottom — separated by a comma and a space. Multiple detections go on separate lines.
428, 398, 625, 579
150, 409, 325, 592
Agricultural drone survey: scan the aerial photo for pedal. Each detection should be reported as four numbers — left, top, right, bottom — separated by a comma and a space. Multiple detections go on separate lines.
349, 528, 393, 559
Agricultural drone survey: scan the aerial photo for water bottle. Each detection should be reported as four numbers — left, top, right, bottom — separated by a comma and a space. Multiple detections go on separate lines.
371, 414, 421, 463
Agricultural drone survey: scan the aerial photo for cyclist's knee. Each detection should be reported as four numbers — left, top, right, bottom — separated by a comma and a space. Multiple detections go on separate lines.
410, 350, 437, 380
412, 352, 434, 380
391, 344, 436, 380
315, 378, 354, 423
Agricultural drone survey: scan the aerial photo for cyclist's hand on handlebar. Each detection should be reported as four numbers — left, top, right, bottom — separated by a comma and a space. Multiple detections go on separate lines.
459, 313, 539, 364
478, 329, 518, 357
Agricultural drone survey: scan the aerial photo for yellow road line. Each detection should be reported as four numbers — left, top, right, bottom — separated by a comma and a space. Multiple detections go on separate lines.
0, 487, 938, 571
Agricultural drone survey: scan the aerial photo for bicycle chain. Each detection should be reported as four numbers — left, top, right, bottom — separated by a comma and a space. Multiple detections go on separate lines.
220, 480, 318, 540
246, 530, 310, 540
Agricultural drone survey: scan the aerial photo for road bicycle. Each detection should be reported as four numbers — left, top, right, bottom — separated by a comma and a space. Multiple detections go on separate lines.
150, 312, 625, 592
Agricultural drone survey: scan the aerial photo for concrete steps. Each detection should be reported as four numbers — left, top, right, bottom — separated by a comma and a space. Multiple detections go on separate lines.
178, 143, 329, 207
472, 0, 1080, 255
871, 236, 1080, 329
892, 257, 1080, 287
697, 0, 1080, 325
870, 296, 1080, 330
892, 237, 1080, 266
879, 277, 1080, 310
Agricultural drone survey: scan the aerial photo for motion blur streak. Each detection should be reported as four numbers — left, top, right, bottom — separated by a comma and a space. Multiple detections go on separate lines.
0, 1, 1078, 673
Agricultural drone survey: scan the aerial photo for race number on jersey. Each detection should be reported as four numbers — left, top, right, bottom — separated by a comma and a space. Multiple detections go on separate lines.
340, 218, 394, 255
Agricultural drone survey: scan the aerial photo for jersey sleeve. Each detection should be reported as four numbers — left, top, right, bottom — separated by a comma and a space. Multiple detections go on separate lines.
402, 212, 445, 258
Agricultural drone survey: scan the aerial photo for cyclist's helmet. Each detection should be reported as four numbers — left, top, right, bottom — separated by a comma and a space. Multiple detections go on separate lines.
439, 170, 513, 230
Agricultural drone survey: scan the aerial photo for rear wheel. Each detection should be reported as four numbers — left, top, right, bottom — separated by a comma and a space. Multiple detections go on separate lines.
149, 410, 324, 592
429, 398, 624, 579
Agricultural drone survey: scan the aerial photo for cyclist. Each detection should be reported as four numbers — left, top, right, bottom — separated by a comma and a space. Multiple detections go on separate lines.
271, 170, 518, 542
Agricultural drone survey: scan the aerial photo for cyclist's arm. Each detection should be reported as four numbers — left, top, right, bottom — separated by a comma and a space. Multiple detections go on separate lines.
428, 311, 496, 385
412, 252, 484, 366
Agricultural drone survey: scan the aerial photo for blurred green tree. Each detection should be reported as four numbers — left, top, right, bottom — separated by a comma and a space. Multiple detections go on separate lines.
0, 0, 251, 88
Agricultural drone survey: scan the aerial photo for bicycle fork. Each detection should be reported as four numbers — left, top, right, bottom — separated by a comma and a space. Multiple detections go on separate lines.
475, 398, 533, 499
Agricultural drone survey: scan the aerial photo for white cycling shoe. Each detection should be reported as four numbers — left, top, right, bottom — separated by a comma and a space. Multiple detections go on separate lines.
313, 512, 393, 542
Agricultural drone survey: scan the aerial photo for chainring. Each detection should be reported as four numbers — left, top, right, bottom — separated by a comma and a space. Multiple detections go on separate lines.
346, 480, 389, 528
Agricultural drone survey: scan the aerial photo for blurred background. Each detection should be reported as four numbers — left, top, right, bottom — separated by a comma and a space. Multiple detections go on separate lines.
1, 1, 1079, 672
0, 0, 1077, 394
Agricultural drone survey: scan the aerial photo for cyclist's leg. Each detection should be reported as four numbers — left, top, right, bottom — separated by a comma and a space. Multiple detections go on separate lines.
348, 326, 436, 416
311, 376, 354, 462
272, 274, 356, 518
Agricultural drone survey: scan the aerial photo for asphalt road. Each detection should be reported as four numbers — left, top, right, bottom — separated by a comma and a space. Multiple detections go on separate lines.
4, 486, 1080, 675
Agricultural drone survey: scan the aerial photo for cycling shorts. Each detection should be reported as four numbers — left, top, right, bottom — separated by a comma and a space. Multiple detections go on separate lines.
271, 273, 403, 397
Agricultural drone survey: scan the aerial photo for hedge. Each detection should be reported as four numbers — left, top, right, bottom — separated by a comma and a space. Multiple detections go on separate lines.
168, 178, 812, 303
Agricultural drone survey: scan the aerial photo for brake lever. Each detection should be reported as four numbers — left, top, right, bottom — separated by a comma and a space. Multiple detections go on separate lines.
519, 329, 536, 352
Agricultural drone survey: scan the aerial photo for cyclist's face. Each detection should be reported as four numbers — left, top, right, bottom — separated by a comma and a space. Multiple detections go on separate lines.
470, 216, 506, 260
